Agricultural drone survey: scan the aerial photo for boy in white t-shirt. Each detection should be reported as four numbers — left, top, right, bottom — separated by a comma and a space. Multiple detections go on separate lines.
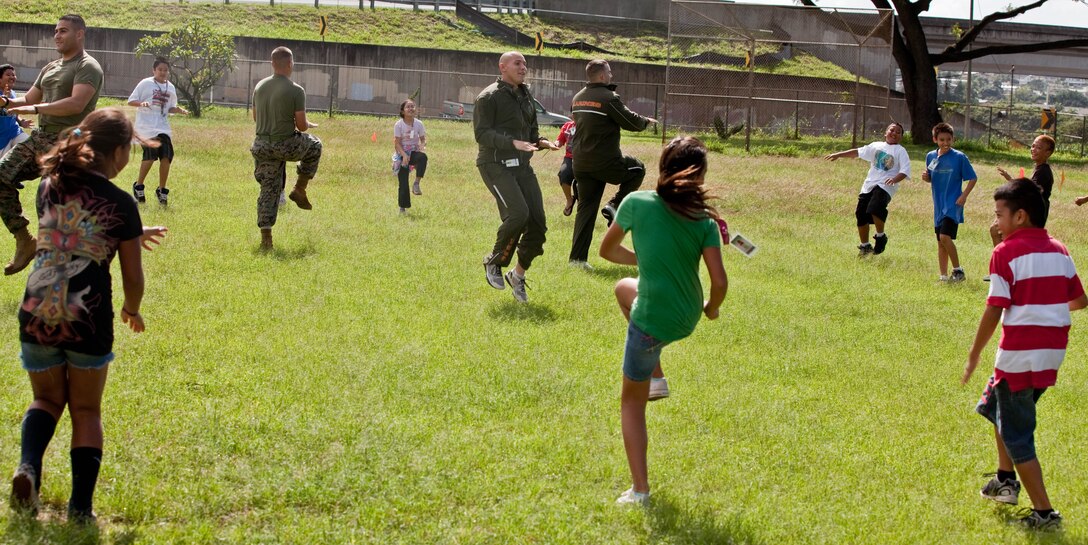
824, 122, 911, 256
126, 58, 188, 206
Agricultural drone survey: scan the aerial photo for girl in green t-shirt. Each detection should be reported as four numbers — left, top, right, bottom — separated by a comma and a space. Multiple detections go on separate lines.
599, 136, 728, 505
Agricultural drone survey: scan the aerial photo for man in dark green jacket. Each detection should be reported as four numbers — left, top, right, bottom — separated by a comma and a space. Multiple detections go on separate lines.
473, 51, 559, 303
568, 59, 656, 267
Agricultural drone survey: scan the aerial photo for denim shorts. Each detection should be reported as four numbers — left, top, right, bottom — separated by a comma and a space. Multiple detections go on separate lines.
622, 321, 671, 382
20, 343, 113, 372
975, 376, 1046, 464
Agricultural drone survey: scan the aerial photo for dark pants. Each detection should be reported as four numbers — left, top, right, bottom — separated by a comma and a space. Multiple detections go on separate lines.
0, 129, 59, 233
569, 155, 645, 262
479, 162, 547, 271
397, 151, 428, 209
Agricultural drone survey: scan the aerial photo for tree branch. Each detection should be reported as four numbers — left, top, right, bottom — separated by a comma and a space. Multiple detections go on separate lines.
934, 38, 1088, 64
943, 0, 1049, 55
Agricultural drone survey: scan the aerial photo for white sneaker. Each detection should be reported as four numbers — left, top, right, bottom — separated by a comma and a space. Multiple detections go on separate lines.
278, 191, 287, 207
615, 487, 649, 506
569, 260, 594, 271
648, 377, 670, 401
939, 275, 949, 282
505, 269, 529, 303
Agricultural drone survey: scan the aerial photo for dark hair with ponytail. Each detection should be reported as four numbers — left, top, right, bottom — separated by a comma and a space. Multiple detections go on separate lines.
39, 107, 152, 192
656, 136, 719, 221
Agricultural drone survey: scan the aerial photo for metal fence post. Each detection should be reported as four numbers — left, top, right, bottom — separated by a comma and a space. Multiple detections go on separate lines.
1082, 116, 1086, 157
794, 90, 799, 140
987, 107, 993, 148
245, 60, 253, 114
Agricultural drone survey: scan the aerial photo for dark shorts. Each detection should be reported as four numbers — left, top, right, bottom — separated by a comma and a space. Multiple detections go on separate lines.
975, 376, 1046, 464
855, 187, 890, 226
934, 217, 959, 240
142, 133, 174, 162
558, 156, 574, 186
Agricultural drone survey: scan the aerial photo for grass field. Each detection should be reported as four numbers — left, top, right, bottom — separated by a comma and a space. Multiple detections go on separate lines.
1, 99, 1088, 544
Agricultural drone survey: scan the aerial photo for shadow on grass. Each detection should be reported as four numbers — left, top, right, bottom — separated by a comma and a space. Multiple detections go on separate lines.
643, 495, 765, 545
252, 242, 319, 261
585, 265, 635, 282
4, 511, 139, 545
487, 300, 558, 323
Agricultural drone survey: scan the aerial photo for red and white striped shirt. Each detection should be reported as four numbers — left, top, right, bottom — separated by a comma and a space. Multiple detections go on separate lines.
988, 228, 1085, 391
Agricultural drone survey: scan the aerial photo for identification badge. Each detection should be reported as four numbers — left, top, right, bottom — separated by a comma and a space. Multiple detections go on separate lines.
502, 158, 520, 168
729, 233, 758, 257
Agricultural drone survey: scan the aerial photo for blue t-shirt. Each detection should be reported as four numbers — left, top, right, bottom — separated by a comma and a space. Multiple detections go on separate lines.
926, 148, 976, 226
0, 90, 23, 147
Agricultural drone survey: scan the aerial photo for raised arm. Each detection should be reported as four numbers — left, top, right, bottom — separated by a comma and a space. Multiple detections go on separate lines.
599, 222, 637, 266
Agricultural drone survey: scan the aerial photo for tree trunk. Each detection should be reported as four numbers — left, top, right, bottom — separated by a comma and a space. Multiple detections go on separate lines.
902, 61, 941, 145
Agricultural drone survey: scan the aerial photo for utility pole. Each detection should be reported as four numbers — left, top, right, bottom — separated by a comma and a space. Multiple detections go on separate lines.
964, 0, 973, 141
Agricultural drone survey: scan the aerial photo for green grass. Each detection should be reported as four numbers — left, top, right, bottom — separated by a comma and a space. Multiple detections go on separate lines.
0, 99, 1088, 543
0, 0, 863, 81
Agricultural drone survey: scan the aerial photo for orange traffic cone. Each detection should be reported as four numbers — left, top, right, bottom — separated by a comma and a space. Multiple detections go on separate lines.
371, 132, 377, 143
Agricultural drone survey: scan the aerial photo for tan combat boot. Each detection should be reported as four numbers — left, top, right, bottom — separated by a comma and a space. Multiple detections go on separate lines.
4, 227, 36, 276
288, 177, 313, 210
260, 228, 273, 252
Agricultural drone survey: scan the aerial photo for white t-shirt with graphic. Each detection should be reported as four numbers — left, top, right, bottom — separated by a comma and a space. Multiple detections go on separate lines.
128, 77, 178, 139
856, 141, 911, 197
393, 118, 426, 154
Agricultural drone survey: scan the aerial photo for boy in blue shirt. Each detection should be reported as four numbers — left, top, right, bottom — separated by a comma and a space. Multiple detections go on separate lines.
922, 122, 977, 282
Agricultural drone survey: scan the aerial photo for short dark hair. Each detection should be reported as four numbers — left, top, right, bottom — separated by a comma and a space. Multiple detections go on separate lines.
153, 57, 170, 70
932, 122, 954, 138
586, 59, 609, 80
58, 14, 86, 31
888, 122, 903, 133
0, 64, 14, 78
1036, 134, 1055, 152
994, 178, 1045, 228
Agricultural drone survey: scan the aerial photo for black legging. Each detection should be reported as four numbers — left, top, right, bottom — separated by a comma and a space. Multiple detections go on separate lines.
397, 151, 428, 209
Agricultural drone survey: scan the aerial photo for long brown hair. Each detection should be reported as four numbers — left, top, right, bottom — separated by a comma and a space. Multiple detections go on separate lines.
39, 107, 151, 192
656, 136, 719, 221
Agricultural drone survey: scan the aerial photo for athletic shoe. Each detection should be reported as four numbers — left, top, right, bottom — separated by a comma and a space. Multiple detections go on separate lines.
412, 180, 422, 195
485, 262, 505, 290
67, 506, 97, 524
1019, 509, 1062, 530
132, 183, 146, 203
649, 377, 670, 401
10, 463, 39, 514
155, 187, 169, 206
857, 243, 873, 257
939, 275, 949, 282
615, 487, 649, 506
950, 269, 966, 283
505, 270, 529, 303
569, 260, 594, 271
602, 204, 617, 227
983, 274, 991, 282
980, 474, 1020, 505
873, 233, 889, 255
399, 207, 407, 216
278, 191, 287, 208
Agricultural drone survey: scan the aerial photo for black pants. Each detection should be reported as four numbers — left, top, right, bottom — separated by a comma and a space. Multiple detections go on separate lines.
569, 155, 645, 262
479, 162, 547, 270
397, 151, 428, 209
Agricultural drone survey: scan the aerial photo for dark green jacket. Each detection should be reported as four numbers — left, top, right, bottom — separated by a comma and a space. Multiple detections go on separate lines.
473, 78, 541, 166
570, 82, 651, 171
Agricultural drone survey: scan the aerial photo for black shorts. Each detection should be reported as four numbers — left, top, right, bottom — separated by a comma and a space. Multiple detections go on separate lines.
855, 187, 891, 226
558, 156, 574, 186
142, 133, 175, 162
934, 217, 959, 240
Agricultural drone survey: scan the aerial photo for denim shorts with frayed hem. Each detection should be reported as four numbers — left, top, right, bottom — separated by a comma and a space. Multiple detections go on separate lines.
976, 375, 1046, 464
623, 321, 671, 382
20, 342, 113, 372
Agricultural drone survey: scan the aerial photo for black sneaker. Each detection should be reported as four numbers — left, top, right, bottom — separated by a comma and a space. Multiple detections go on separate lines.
857, 243, 874, 258
601, 204, 617, 227
950, 269, 966, 283
873, 233, 889, 254
67, 506, 97, 525
155, 187, 169, 206
1019, 509, 1062, 530
133, 183, 146, 203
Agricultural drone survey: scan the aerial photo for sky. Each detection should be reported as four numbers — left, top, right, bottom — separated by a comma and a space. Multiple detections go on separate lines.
745, 0, 1088, 28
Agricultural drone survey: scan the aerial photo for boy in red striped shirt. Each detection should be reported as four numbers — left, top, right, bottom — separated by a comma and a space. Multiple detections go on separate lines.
963, 178, 1088, 530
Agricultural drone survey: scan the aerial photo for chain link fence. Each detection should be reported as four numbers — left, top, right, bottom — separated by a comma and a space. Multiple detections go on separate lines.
934, 100, 1088, 157
663, 1, 900, 150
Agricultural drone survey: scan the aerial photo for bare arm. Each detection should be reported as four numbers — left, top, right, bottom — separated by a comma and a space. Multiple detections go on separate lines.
10, 83, 95, 117
1070, 293, 1088, 311
963, 305, 1002, 385
824, 149, 858, 161
294, 110, 314, 132
168, 106, 189, 115
4, 86, 42, 108
599, 222, 637, 266
997, 166, 1012, 181
702, 246, 727, 320
956, 179, 978, 206
117, 238, 146, 333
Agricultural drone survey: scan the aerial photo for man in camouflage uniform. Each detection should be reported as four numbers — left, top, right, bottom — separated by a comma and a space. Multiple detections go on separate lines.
250, 46, 321, 251
1, 14, 102, 275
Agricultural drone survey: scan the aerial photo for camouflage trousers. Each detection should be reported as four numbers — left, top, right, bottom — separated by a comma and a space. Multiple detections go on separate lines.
250, 133, 322, 229
0, 129, 60, 233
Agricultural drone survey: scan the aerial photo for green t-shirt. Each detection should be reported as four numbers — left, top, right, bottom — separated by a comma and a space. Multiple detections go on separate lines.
616, 191, 722, 343
253, 74, 306, 140
33, 51, 103, 132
